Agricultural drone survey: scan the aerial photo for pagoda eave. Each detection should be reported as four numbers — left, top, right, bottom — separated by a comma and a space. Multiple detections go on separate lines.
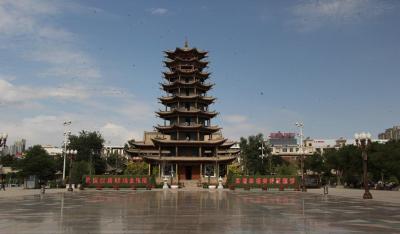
158, 95, 216, 103
156, 110, 218, 118
151, 138, 226, 147
163, 71, 210, 79
161, 81, 214, 90
141, 155, 236, 163
155, 125, 221, 134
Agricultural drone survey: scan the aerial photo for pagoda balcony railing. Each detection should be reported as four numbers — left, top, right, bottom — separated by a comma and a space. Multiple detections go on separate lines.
162, 81, 212, 86
162, 122, 213, 127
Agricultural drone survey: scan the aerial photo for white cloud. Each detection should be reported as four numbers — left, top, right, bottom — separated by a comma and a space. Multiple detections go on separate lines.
0, 112, 151, 147
0, 78, 88, 105
290, 0, 396, 32
0, 0, 101, 80
0, 0, 58, 36
223, 114, 248, 124
220, 114, 259, 140
149, 8, 168, 15
0, 1, 155, 146
100, 123, 142, 145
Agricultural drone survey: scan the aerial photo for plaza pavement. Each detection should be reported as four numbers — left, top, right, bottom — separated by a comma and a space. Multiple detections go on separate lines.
0, 189, 399, 233
1, 186, 399, 204
307, 187, 400, 204
0, 187, 65, 198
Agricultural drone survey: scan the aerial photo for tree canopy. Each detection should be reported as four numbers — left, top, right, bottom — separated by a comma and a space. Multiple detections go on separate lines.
304, 141, 400, 186
15, 145, 56, 182
68, 130, 105, 175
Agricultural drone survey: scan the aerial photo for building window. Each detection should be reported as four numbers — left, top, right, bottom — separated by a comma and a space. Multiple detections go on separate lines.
283, 148, 287, 152
180, 65, 193, 70
219, 164, 227, 177
203, 164, 215, 177
162, 164, 174, 177
290, 148, 293, 152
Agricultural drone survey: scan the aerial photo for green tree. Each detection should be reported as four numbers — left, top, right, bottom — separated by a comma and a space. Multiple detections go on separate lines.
15, 145, 56, 182
70, 161, 90, 184
124, 161, 149, 175
304, 153, 325, 175
239, 133, 271, 175
275, 163, 298, 176
68, 131, 105, 175
106, 152, 127, 174
369, 140, 400, 183
0, 154, 17, 167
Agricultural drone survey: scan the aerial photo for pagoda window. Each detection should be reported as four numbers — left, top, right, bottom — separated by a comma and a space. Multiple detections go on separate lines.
162, 163, 173, 177
185, 89, 190, 96
203, 164, 215, 177
180, 65, 193, 70
185, 117, 191, 125
219, 164, 227, 177
186, 134, 190, 141
185, 77, 189, 83
185, 103, 190, 110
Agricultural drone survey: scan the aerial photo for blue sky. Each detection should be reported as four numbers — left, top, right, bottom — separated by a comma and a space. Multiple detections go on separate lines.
1, 0, 399, 146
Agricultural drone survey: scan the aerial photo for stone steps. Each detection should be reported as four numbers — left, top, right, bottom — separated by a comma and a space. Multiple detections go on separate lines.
180, 180, 200, 189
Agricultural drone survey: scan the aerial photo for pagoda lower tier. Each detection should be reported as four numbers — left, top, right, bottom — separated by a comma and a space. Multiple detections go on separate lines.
126, 131, 239, 181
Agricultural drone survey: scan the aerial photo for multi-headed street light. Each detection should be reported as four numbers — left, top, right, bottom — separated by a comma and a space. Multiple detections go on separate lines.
354, 132, 373, 199
259, 137, 272, 174
67, 149, 78, 192
295, 122, 306, 192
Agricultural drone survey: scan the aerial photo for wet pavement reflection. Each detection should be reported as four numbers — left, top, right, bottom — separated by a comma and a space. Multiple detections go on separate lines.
0, 190, 399, 233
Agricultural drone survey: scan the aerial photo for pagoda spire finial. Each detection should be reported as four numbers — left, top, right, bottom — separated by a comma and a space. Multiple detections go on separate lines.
184, 37, 189, 48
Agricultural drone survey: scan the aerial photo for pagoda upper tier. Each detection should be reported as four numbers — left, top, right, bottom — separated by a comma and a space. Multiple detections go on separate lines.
160, 80, 214, 92
163, 71, 210, 80
164, 59, 208, 70
158, 95, 215, 105
155, 123, 221, 134
164, 47, 208, 61
156, 108, 218, 118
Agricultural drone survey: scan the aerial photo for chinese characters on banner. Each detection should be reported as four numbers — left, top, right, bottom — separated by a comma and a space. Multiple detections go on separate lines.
85, 176, 149, 185
234, 177, 297, 186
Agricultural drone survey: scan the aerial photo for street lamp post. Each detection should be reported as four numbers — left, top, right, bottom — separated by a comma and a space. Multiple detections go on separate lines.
296, 122, 306, 192
354, 132, 373, 199
67, 149, 77, 192
259, 137, 272, 174
89, 149, 95, 176
62, 121, 72, 183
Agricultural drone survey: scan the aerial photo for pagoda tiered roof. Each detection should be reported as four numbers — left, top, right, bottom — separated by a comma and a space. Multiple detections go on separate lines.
164, 47, 208, 60
164, 59, 208, 70
161, 80, 214, 91
141, 155, 236, 163
159, 95, 215, 105
152, 138, 227, 147
155, 124, 221, 134
156, 108, 218, 118
125, 43, 239, 165
162, 70, 210, 79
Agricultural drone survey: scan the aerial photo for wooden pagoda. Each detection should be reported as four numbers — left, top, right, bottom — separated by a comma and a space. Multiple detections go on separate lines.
126, 42, 239, 183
